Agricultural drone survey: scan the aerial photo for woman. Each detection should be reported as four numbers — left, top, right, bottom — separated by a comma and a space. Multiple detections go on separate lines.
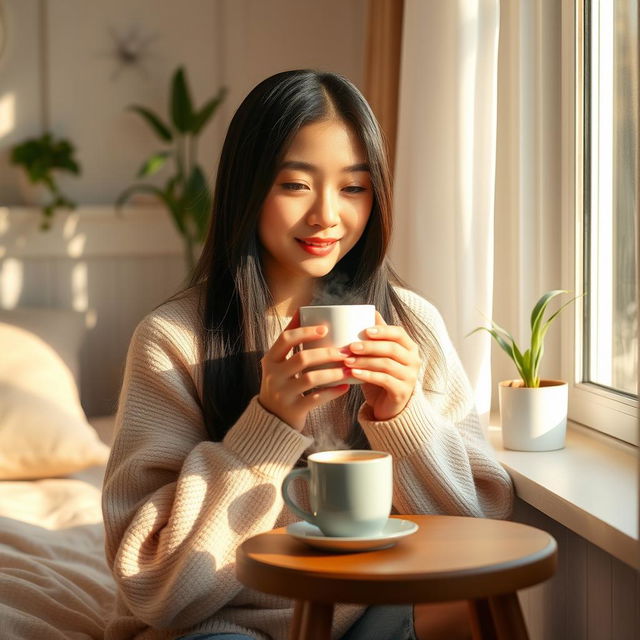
102, 69, 513, 640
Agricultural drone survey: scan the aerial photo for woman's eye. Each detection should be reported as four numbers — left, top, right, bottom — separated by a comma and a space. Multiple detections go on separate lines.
343, 186, 367, 194
281, 183, 308, 191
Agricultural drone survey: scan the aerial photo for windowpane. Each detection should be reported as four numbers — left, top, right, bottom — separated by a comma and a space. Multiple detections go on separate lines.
585, 0, 638, 397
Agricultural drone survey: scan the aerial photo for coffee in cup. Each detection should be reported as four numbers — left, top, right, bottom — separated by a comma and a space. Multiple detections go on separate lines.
281, 449, 392, 537
299, 304, 376, 385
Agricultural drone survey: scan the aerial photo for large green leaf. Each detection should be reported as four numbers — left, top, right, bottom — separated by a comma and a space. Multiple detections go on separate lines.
171, 67, 194, 133
128, 106, 173, 142
137, 151, 172, 178
192, 87, 227, 135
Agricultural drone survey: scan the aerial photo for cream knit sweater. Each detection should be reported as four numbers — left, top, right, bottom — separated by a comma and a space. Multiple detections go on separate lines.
102, 287, 513, 640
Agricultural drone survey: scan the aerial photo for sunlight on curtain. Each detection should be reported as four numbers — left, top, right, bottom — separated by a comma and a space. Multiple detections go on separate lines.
391, 0, 500, 427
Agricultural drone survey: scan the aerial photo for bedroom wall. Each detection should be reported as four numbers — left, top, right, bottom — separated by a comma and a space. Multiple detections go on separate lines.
0, 0, 368, 416
0, 0, 368, 203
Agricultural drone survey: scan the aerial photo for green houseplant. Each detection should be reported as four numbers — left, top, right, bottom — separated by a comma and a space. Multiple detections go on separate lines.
10, 132, 81, 230
470, 289, 579, 388
116, 66, 226, 272
470, 289, 580, 451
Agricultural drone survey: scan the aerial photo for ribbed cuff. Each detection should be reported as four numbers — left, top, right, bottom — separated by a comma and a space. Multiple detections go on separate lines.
223, 396, 313, 477
358, 391, 440, 459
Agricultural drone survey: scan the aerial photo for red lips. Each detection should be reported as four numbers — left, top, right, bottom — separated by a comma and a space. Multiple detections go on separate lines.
295, 237, 339, 256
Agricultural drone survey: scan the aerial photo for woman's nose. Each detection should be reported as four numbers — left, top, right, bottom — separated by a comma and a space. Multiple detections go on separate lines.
307, 190, 339, 228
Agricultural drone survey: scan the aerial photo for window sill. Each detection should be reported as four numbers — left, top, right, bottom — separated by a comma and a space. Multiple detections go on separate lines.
487, 420, 639, 569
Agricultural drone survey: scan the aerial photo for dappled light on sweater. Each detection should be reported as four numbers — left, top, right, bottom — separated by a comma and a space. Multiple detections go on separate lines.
228, 484, 276, 536
102, 286, 514, 639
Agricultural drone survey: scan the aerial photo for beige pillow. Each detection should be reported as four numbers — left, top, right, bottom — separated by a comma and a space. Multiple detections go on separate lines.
0, 307, 86, 385
0, 323, 110, 480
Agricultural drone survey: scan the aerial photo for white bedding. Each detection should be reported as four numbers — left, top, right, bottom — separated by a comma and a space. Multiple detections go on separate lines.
0, 416, 117, 639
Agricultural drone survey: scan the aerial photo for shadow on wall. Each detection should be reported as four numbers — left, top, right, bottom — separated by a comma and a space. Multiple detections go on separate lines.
0, 206, 186, 417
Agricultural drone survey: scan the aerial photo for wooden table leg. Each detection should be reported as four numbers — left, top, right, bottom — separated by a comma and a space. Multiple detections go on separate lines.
488, 593, 529, 640
289, 600, 334, 640
290, 601, 304, 639
468, 599, 498, 640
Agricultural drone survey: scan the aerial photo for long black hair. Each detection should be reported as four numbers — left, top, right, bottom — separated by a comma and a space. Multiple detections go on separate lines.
187, 69, 434, 443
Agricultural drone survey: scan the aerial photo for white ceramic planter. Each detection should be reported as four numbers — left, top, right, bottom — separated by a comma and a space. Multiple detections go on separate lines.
498, 380, 568, 451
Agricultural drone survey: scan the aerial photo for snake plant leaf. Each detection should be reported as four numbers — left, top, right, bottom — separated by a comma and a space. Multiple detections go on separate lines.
531, 292, 581, 368
469, 326, 516, 363
529, 290, 568, 379
136, 151, 172, 178
542, 294, 583, 332
508, 337, 527, 381
171, 67, 195, 134
488, 318, 518, 346
182, 165, 212, 241
530, 290, 567, 336
520, 349, 535, 387
488, 318, 528, 376
531, 342, 545, 385
192, 87, 228, 135
469, 289, 579, 387
128, 106, 173, 142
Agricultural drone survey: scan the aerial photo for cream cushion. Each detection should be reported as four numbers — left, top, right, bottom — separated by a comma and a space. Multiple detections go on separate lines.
0, 307, 86, 385
0, 319, 110, 480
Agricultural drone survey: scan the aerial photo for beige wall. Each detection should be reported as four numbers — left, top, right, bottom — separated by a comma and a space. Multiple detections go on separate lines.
0, 0, 368, 415
0, 0, 367, 205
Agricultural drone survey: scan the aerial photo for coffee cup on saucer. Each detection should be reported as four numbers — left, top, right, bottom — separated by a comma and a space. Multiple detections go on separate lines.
281, 450, 392, 538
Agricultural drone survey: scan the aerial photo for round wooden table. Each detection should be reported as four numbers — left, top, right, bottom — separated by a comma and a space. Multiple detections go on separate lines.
236, 514, 557, 640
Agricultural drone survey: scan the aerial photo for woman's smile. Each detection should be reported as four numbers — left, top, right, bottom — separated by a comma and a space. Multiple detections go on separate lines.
295, 236, 340, 256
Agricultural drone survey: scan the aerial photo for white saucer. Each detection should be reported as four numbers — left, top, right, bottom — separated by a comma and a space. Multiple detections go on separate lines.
286, 518, 419, 552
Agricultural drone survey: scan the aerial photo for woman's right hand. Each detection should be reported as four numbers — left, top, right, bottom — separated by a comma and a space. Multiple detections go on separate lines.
258, 311, 351, 431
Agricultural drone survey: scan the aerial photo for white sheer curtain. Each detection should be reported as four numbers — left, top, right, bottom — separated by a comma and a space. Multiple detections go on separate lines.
391, 0, 501, 426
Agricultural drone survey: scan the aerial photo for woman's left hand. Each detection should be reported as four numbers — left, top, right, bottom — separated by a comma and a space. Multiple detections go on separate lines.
344, 311, 421, 421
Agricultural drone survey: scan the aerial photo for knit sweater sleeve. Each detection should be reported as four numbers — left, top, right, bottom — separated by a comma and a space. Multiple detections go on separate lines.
358, 290, 514, 519
101, 303, 312, 630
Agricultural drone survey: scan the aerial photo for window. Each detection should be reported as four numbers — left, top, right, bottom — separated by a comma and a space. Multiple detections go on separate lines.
567, 0, 638, 445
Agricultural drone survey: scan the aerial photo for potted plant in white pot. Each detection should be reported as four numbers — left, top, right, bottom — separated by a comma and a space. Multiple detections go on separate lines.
10, 131, 82, 230
470, 290, 580, 451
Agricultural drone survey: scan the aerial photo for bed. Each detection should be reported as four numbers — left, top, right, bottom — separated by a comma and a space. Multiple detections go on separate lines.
0, 308, 118, 638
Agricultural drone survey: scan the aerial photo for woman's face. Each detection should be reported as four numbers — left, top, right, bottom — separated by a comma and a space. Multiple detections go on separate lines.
258, 119, 373, 293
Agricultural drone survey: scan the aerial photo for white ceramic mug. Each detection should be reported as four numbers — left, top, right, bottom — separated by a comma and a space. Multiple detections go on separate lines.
299, 304, 376, 385
281, 450, 393, 537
